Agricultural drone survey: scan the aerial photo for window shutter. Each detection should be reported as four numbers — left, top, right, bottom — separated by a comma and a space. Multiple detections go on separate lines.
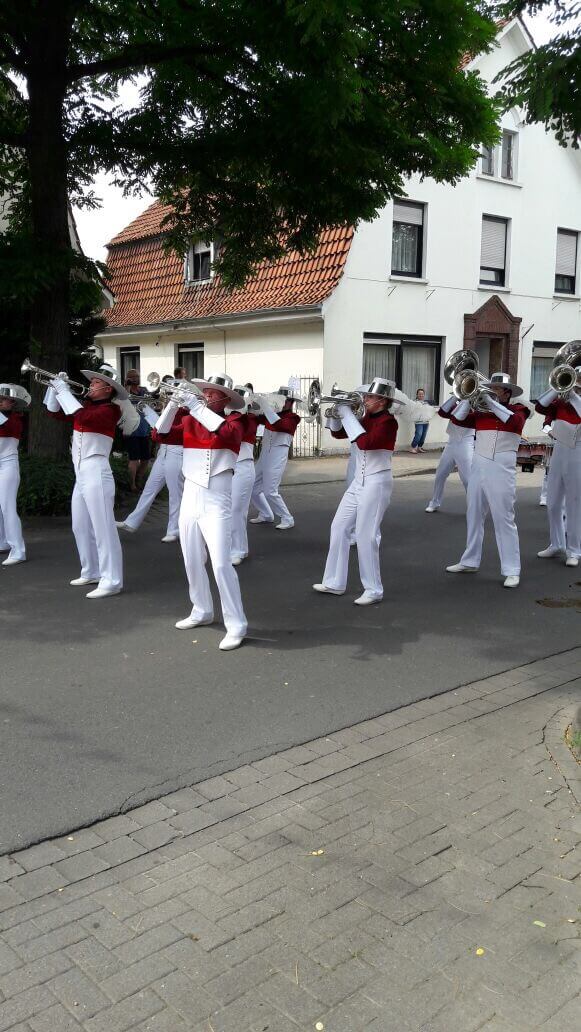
556, 231, 577, 276
480, 218, 506, 270
393, 201, 423, 226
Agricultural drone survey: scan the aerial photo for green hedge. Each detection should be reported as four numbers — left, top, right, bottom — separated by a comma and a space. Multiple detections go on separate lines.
18, 454, 134, 516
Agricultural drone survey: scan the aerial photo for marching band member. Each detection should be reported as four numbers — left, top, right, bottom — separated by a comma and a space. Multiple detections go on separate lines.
156, 373, 247, 651
0, 384, 30, 566
250, 386, 301, 530
535, 379, 581, 568
44, 368, 138, 597
230, 387, 259, 566
425, 394, 475, 512
446, 372, 529, 588
117, 403, 185, 542
313, 377, 397, 605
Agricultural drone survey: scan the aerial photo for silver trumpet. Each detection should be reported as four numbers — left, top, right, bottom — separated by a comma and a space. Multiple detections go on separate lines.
21, 357, 88, 397
549, 340, 581, 398
315, 383, 365, 420
147, 371, 206, 408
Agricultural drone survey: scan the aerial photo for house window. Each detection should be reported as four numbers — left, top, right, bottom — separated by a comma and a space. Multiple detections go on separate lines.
555, 229, 578, 294
391, 201, 425, 278
530, 342, 563, 400
501, 131, 517, 180
119, 347, 140, 382
177, 345, 204, 379
185, 241, 213, 284
480, 146, 495, 176
480, 216, 508, 287
363, 334, 441, 402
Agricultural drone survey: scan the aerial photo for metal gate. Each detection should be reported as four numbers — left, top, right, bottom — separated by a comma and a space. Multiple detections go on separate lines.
291, 374, 322, 458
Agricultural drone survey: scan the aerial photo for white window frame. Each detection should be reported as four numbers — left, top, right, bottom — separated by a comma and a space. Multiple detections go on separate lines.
479, 215, 510, 288
184, 240, 218, 286
477, 128, 520, 185
390, 201, 426, 279
554, 228, 578, 296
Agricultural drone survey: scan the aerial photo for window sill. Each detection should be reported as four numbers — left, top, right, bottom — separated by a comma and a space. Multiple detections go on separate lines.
389, 275, 429, 284
478, 284, 511, 293
185, 278, 213, 288
553, 293, 580, 301
476, 174, 523, 188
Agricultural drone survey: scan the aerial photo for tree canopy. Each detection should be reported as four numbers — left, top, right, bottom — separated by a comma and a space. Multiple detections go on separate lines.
0, 0, 500, 454
496, 1, 581, 145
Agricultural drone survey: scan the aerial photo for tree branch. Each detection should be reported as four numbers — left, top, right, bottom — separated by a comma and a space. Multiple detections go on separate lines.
67, 42, 223, 82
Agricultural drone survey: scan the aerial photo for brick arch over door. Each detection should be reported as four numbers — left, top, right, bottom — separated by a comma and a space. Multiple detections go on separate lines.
464, 295, 521, 383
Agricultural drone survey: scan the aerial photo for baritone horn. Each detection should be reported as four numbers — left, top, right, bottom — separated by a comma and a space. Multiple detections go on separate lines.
444, 349, 493, 411
443, 348, 479, 385
549, 340, 581, 398
315, 383, 365, 420
21, 358, 88, 396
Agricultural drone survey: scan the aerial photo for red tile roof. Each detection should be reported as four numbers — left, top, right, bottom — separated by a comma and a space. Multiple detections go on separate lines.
103, 200, 353, 329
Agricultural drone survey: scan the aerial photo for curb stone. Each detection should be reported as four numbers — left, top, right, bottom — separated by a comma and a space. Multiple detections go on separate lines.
545, 704, 581, 808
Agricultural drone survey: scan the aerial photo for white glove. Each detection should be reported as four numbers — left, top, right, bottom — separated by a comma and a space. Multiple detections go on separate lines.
141, 404, 159, 428
325, 416, 342, 432
0, 412, 7, 426
155, 400, 179, 434
43, 386, 60, 413
482, 394, 511, 423
337, 404, 364, 442
569, 391, 581, 417
452, 399, 471, 421
537, 387, 558, 408
256, 397, 279, 424
440, 396, 457, 414
49, 379, 82, 415
189, 399, 225, 433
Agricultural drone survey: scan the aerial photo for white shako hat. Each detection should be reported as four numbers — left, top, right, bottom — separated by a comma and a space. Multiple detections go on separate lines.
364, 377, 396, 400
233, 385, 260, 412
191, 373, 245, 409
80, 367, 129, 400
488, 371, 523, 398
0, 384, 31, 411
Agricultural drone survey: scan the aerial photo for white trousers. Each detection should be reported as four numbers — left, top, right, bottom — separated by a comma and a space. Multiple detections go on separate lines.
545, 441, 581, 557
71, 456, 123, 590
0, 455, 25, 560
460, 452, 520, 576
179, 471, 247, 636
124, 445, 183, 536
231, 458, 256, 559
322, 470, 393, 596
428, 437, 474, 509
251, 445, 292, 521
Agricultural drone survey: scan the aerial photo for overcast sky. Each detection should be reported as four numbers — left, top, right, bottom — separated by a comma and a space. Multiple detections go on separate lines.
72, 9, 565, 264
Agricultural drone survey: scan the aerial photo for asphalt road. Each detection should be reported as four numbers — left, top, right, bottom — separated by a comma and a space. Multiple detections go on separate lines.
1, 470, 580, 853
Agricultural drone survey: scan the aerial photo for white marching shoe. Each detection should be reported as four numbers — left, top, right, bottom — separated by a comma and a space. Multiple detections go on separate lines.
425, 505, 438, 513
446, 563, 477, 574
175, 615, 213, 630
161, 534, 179, 543
2, 555, 26, 566
565, 554, 579, 567
115, 521, 135, 532
537, 546, 562, 559
70, 576, 99, 586
312, 583, 344, 595
231, 556, 244, 566
86, 586, 122, 599
249, 516, 273, 524
503, 575, 520, 588
353, 592, 382, 606
219, 633, 245, 651
276, 519, 295, 530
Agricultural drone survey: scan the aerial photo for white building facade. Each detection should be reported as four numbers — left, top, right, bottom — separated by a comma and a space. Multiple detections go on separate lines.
98, 19, 581, 453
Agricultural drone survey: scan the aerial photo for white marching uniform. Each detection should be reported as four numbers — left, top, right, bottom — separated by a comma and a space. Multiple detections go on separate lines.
44, 383, 138, 591
157, 399, 247, 637
0, 412, 25, 562
535, 391, 581, 559
122, 406, 184, 538
231, 413, 259, 561
251, 405, 300, 524
427, 397, 474, 510
319, 407, 397, 598
451, 397, 528, 576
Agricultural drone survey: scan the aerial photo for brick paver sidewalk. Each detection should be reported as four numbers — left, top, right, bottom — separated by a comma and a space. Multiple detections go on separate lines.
1, 650, 580, 1032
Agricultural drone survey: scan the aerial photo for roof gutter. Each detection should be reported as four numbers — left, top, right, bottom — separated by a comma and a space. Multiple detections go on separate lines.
97, 303, 324, 338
